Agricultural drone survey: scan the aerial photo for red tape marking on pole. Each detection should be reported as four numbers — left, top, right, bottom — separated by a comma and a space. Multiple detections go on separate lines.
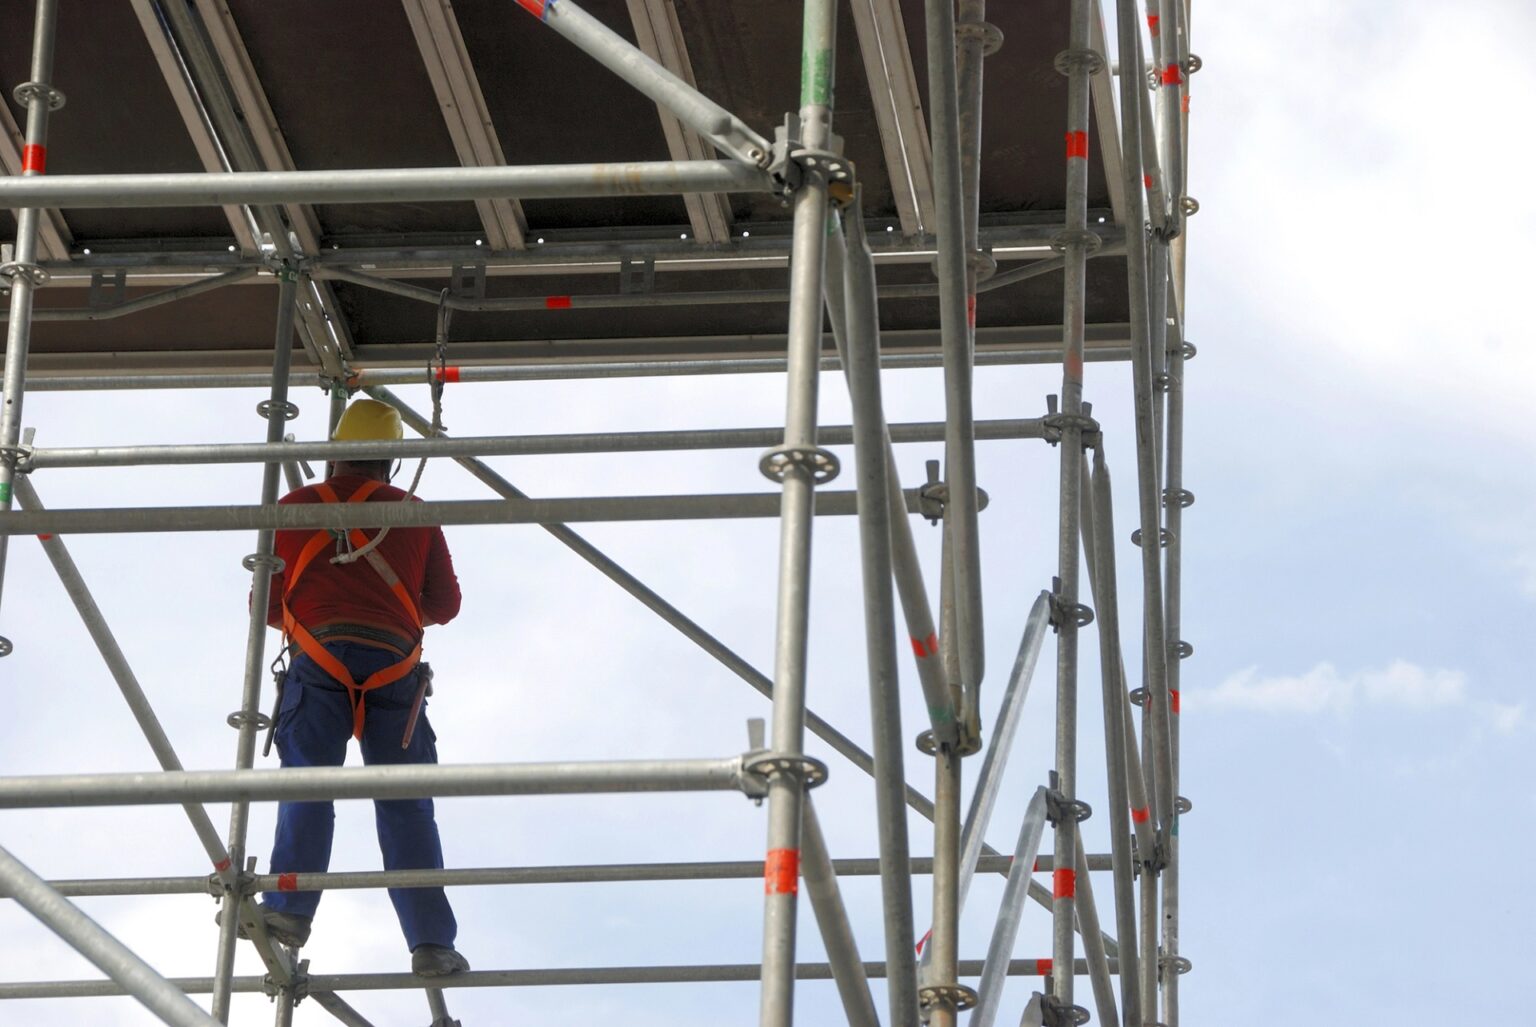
1131, 805, 1150, 824
1161, 64, 1183, 86
545, 295, 572, 309
967, 293, 977, 328
277, 873, 299, 892
1182, 94, 1191, 113
911, 633, 939, 658
213, 858, 231, 873
764, 848, 799, 895
37, 534, 52, 542
1053, 868, 1076, 899
1170, 689, 1181, 714
915, 927, 932, 955
21, 144, 46, 174
1035, 958, 1052, 976
1065, 130, 1089, 161
515, 0, 550, 19
1147, 13, 1160, 35
1144, 173, 1154, 191
434, 366, 461, 384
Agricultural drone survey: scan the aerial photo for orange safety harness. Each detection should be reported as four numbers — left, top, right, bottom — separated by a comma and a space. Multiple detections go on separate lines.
281, 480, 423, 740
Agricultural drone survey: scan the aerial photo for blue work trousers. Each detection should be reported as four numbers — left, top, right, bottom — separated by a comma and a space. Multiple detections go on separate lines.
263, 642, 456, 951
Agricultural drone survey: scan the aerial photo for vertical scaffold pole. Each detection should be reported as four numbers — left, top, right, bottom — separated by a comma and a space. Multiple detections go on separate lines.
1115, 0, 1176, 837
757, 1, 837, 1023
0, 0, 60, 659
211, 271, 300, 1022
925, 0, 984, 694
838, 205, 921, 1027
1083, 447, 1144, 1026
1048, 0, 1097, 1021
1162, 331, 1191, 1027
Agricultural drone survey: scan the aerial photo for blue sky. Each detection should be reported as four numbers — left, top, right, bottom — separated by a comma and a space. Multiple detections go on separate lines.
2, 1, 1533, 1025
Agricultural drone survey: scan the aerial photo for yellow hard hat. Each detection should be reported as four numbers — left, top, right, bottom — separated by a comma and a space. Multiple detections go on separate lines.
332, 399, 403, 442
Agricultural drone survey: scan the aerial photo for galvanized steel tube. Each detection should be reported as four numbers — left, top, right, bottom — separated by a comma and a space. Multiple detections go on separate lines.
825, 216, 955, 737
212, 272, 298, 1020
0, 488, 962, 536
1162, 320, 1189, 1027
0, 958, 1113, 999
9, 853, 1118, 900
1048, 0, 1097, 1013
0, 0, 59, 657
969, 787, 1050, 1027
0, 757, 752, 808
1116, 0, 1177, 837
23, 418, 1046, 470
799, 799, 880, 1027
0, 843, 222, 1026
1072, 831, 1119, 1027
758, 4, 838, 1022
1084, 447, 1144, 1025
533, 0, 770, 167
838, 206, 922, 1026
0, 161, 773, 210
0, 268, 259, 323
926, 0, 985, 696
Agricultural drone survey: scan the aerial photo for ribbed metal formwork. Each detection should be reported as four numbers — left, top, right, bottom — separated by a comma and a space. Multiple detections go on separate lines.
0, 0, 1196, 1024
0, 0, 1129, 373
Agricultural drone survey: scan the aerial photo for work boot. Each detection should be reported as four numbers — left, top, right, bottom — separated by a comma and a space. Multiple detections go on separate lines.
412, 944, 470, 977
214, 904, 312, 948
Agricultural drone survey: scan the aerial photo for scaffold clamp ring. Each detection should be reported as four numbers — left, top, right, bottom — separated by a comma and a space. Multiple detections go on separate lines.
1131, 527, 1174, 548
957, 21, 1005, 58
1047, 592, 1094, 631
1129, 686, 1147, 707
1174, 639, 1195, 659
242, 553, 286, 574
1176, 796, 1193, 815
1048, 228, 1103, 256
0, 261, 49, 286
758, 444, 840, 485
1040, 994, 1092, 1026
919, 984, 979, 1011
1046, 789, 1093, 825
256, 399, 300, 422
227, 710, 273, 731
0, 636, 12, 658
13, 81, 65, 111
742, 752, 828, 791
1162, 487, 1195, 509
1052, 47, 1104, 76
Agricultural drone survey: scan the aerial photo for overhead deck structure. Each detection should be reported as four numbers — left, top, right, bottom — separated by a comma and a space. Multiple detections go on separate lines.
0, 0, 1197, 1024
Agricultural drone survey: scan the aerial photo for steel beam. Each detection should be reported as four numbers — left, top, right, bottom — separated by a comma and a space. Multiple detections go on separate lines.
848, 0, 936, 236
401, 0, 529, 249
626, 0, 734, 243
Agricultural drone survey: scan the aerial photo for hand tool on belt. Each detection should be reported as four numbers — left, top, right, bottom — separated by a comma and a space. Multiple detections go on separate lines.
401, 661, 434, 750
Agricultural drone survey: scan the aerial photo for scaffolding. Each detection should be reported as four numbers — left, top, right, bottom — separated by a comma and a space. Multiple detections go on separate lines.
0, 0, 1197, 1024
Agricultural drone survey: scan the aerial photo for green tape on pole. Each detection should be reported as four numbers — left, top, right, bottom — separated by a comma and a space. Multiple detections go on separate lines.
0, 482, 9, 504
801, 49, 832, 107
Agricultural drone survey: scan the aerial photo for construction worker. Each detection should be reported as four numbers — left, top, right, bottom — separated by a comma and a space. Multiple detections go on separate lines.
240, 398, 468, 977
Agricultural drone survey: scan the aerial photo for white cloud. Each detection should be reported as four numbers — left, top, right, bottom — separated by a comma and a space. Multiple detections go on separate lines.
1194, 660, 1487, 718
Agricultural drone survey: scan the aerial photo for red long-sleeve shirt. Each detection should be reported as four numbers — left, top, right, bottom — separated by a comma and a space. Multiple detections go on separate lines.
265, 475, 461, 643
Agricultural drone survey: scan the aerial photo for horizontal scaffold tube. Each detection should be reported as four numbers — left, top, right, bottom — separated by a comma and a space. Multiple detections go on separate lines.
0, 758, 753, 809
0, 959, 1115, 999
0, 487, 987, 536
7, 854, 1116, 899
0, 161, 773, 210
24, 418, 1048, 470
